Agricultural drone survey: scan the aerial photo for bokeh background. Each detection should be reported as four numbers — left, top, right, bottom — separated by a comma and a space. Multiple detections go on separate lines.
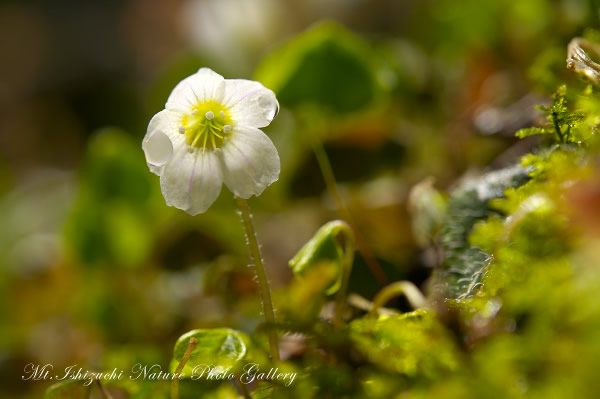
1, 0, 597, 397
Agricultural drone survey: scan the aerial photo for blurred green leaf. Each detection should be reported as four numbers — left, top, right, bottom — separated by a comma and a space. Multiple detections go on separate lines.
349, 310, 459, 379
255, 21, 382, 114
278, 262, 338, 325
65, 128, 164, 268
408, 177, 447, 247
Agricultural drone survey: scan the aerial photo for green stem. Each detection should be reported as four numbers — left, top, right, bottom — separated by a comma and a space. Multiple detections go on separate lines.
552, 112, 565, 143
333, 223, 355, 327
171, 337, 199, 399
235, 196, 280, 362
347, 293, 398, 316
369, 281, 426, 318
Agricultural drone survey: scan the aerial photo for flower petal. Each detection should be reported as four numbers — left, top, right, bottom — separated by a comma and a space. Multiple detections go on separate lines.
223, 79, 279, 128
166, 68, 226, 111
160, 147, 223, 215
219, 125, 280, 198
143, 130, 172, 167
143, 109, 185, 174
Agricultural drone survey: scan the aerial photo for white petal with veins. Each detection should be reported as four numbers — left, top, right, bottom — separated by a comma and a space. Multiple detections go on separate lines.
166, 68, 226, 111
219, 125, 280, 198
224, 79, 279, 128
160, 147, 223, 215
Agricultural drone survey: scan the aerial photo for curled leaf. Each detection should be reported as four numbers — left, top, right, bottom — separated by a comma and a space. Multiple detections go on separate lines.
289, 220, 352, 295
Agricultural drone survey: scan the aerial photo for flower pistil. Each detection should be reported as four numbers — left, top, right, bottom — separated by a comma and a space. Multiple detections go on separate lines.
180, 100, 233, 153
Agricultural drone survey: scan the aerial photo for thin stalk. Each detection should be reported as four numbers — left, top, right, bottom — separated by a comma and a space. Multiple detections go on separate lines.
235, 375, 252, 399
96, 379, 114, 399
235, 196, 280, 362
347, 293, 398, 316
311, 138, 387, 286
369, 281, 426, 318
333, 223, 355, 327
552, 112, 565, 143
171, 337, 199, 399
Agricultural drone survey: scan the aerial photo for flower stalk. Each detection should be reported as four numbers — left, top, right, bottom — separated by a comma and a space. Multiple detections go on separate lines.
369, 281, 426, 318
171, 337, 199, 399
333, 222, 355, 327
310, 130, 387, 286
235, 196, 280, 362
96, 379, 114, 399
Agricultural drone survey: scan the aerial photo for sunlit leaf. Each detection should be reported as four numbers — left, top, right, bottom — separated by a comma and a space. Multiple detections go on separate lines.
349, 310, 459, 379
170, 328, 249, 376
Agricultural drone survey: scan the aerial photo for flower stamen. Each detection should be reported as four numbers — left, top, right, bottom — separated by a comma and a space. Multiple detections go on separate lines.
182, 100, 234, 153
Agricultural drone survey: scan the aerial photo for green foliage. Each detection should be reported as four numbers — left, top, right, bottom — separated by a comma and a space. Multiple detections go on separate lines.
409, 178, 447, 247
516, 85, 585, 143
349, 310, 459, 379
288, 220, 350, 295
170, 328, 249, 376
278, 262, 338, 325
23, 4, 600, 399
65, 128, 165, 268
438, 165, 530, 298
255, 21, 382, 115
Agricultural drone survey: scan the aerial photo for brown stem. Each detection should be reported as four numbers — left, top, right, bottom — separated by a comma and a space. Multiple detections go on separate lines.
171, 337, 199, 399
96, 379, 114, 399
311, 132, 387, 286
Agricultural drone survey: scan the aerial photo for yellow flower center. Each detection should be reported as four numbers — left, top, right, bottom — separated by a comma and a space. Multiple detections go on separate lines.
181, 100, 233, 153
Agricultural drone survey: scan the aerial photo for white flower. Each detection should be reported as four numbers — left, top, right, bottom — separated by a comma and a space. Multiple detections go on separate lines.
142, 68, 280, 215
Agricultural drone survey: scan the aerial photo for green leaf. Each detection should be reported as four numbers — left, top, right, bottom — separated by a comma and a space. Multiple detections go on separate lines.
279, 262, 339, 324
288, 220, 350, 294
437, 165, 531, 299
64, 128, 164, 268
170, 328, 249, 376
255, 21, 382, 115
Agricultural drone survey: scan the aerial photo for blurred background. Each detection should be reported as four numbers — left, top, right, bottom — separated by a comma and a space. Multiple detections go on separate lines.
1, 0, 597, 397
